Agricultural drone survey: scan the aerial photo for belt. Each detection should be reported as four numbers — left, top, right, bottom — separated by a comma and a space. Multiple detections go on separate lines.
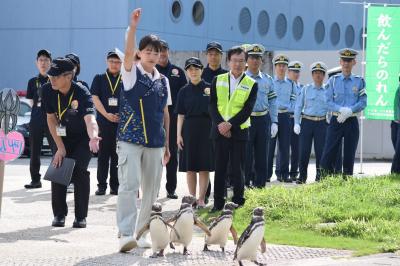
302, 115, 326, 121
289, 113, 294, 118
278, 109, 288, 113
332, 112, 360, 117
251, 110, 269, 116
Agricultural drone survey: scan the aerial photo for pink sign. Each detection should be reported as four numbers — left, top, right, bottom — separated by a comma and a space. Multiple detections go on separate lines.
0, 129, 24, 161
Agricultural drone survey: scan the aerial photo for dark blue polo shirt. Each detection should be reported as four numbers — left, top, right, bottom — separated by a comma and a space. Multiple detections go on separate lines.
90, 70, 122, 125
201, 64, 228, 84
26, 74, 49, 125
156, 61, 187, 109
43, 81, 95, 142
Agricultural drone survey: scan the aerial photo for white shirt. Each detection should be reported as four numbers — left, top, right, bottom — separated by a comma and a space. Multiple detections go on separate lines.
121, 62, 172, 105
229, 71, 245, 96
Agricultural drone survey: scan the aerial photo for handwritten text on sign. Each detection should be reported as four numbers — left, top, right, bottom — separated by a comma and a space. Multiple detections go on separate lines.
0, 130, 24, 161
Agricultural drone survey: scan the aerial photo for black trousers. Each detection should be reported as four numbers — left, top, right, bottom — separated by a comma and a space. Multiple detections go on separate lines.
97, 121, 118, 191
29, 121, 56, 182
213, 138, 246, 209
391, 121, 400, 173
320, 117, 359, 176
166, 112, 178, 194
52, 139, 92, 219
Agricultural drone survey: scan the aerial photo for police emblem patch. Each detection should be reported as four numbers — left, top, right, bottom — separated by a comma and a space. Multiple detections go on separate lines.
352, 86, 358, 94
71, 100, 79, 110
172, 68, 179, 76
204, 87, 210, 95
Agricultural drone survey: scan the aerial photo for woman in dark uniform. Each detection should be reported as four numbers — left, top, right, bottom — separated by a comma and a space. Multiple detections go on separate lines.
176, 57, 214, 208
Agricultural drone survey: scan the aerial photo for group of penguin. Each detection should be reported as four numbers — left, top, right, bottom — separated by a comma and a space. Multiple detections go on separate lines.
136, 195, 266, 266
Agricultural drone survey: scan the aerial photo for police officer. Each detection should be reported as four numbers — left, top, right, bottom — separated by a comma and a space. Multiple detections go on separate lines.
320, 48, 367, 176
294, 62, 328, 184
156, 40, 187, 199
287, 61, 303, 182
24, 49, 56, 189
65, 53, 89, 89
244, 44, 278, 188
267, 54, 296, 183
391, 75, 400, 173
209, 46, 258, 211
43, 57, 100, 228
91, 51, 123, 195
201, 41, 228, 203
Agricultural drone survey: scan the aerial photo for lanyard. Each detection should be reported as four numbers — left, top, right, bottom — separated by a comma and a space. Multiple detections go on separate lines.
105, 72, 121, 95
57, 90, 75, 121
36, 77, 49, 89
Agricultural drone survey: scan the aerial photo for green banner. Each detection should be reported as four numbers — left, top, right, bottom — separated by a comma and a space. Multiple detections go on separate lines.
365, 6, 400, 120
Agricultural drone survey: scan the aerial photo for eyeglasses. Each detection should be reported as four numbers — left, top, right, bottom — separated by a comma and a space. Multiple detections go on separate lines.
108, 59, 122, 64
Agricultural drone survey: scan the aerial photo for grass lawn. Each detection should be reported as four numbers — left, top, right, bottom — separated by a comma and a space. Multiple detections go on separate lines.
197, 175, 400, 256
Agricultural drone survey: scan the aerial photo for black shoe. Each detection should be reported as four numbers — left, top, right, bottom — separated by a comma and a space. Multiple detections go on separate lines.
204, 197, 209, 205
277, 177, 282, 182
24, 181, 42, 189
73, 218, 87, 228
283, 177, 293, 183
296, 179, 305, 184
266, 179, 271, 183
209, 206, 223, 213
95, 188, 106, 196
167, 192, 178, 199
110, 189, 118, 195
52, 216, 65, 227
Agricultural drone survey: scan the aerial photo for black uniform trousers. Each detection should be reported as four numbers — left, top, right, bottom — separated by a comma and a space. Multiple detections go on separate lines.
298, 119, 327, 182
29, 121, 56, 182
52, 139, 92, 219
97, 121, 118, 191
320, 116, 359, 176
268, 113, 291, 181
245, 115, 270, 187
214, 137, 246, 209
166, 110, 178, 194
391, 121, 400, 173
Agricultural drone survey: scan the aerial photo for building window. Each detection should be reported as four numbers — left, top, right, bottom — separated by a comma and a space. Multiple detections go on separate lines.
292, 16, 304, 41
275, 13, 287, 39
330, 22, 340, 46
314, 20, 325, 44
257, 10, 270, 36
239, 7, 251, 34
345, 25, 355, 47
170, 0, 182, 22
192, 1, 204, 25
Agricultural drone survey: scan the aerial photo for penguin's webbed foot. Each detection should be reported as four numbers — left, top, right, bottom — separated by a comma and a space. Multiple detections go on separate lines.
203, 244, 210, 252
149, 253, 158, 258
253, 260, 266, 266
220, 246, 225, 253
238, 261, 244, 266
169, 242, 175, 250
183, 247, 190, 255
157, 249, 164, 257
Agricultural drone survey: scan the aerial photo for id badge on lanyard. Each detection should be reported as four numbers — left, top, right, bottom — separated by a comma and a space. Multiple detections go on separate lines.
108, 97, 118, 106
56, 124, 67, 137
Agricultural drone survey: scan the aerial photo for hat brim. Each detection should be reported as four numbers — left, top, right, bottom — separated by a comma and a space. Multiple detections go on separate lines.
185, 63, 203, 70
312, 68, 326, 73
47, 68, 63, 77
206, 47, 223, 53
248, 52, 263, 56
274, 61, 288, 65
340, 56, 355, 61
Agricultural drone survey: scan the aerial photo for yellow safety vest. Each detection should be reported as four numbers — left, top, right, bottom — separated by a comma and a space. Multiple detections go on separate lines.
216, 73, 255, 129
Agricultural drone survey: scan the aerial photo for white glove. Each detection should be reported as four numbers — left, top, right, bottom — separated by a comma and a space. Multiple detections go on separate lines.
336, 114, 346, 123
338, 107, 353, 123
294, 124, 301, 135
271, 123, 278, 138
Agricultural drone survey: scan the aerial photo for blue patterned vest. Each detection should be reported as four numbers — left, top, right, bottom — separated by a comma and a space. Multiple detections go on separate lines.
117, 68, 168, 148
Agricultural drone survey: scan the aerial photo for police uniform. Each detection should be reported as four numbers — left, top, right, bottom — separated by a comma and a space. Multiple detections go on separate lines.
43, 58, 96, 227
391, 78, 400, 173
24, 49, 56, 189
320, 48, 367, 176
244, 44, 278, 188
294, 62, 328, 183
156, 40, 187, 198
209, 60, 258, 210
175, 58, 214, 172
65, 53, 89, 89
90, 51, 123, 195
201, 41, 228, 202
267, 54, 297, 183
287, 61, 303, 181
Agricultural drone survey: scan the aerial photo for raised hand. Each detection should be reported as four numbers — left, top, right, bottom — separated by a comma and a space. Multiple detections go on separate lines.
130, 8, 142, 28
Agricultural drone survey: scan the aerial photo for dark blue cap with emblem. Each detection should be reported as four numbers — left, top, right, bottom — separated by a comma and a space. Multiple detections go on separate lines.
47, 57, 75, 76
206, 41, 223, 53
184, 57, 203, 70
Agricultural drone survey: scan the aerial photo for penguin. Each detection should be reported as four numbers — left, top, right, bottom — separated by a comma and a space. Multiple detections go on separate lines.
136, 203, 181, 258
203, 202, 239, 252
168, 195, 211, 255
234, 207, 267, 266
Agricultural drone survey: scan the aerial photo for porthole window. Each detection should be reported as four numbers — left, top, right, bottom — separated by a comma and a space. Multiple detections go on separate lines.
170, 0, 182, 22
345, 25, 355, 47
275, 13, 287, 39
330, 22, 340, 46
292, 16, 304, 41
314, 20, 325, 44
192, 1, 204, 25
257, 10, 270, 36
239, 7, 251, 34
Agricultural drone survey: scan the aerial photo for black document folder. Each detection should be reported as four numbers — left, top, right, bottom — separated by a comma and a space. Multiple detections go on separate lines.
44, 157, 76, 186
